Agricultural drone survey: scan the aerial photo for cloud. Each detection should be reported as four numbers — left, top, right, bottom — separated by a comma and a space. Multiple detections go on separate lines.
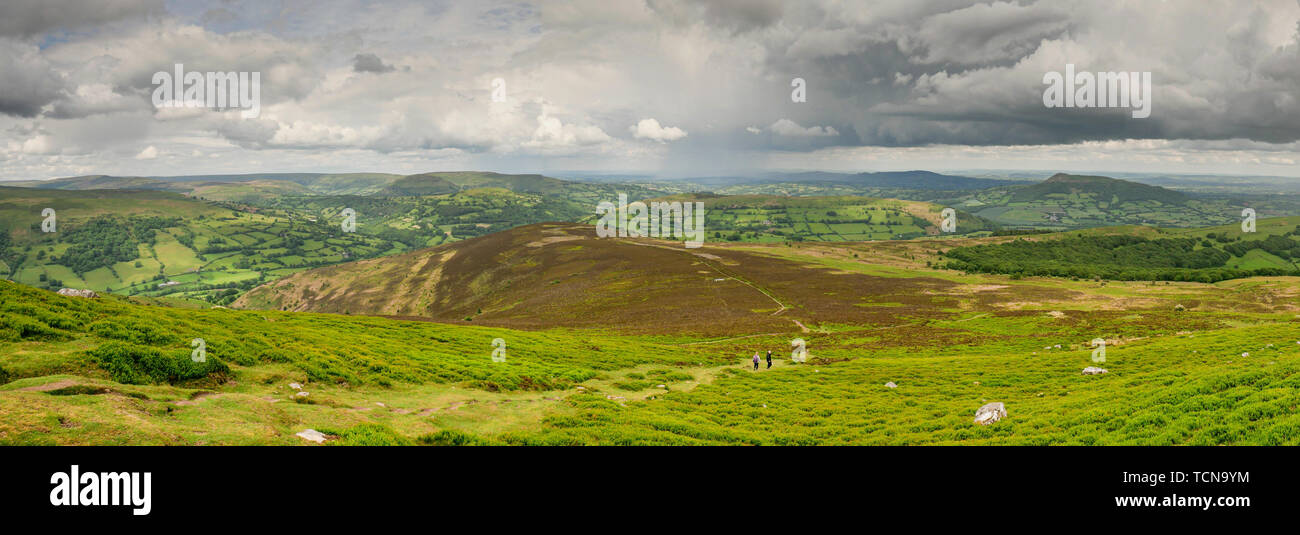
630, 118, 687, 142
0, 0, 163, 37
134, 145, 158, 159
352, 53, 395, 74
0, 39, 64, 117
769, 119, 839, 137
2, 0, 1299, 180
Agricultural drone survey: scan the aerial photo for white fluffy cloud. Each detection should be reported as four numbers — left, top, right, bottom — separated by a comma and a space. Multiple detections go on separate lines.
630, 118, 687, 142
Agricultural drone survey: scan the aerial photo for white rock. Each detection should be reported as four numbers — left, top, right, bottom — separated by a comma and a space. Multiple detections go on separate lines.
657, 384, 666, 388
289, 382, 302, 390
295, 391, 309, 397
973, 402, 1007, 425
1082, 367, 1108, 375
295, 429, 327, 443
1242, 352, 1250, 357
56, 288, 98, 298
884, 381, 897, 388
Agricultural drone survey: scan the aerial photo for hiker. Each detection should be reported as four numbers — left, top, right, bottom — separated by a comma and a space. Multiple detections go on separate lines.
752, 352, 760, 370
766, 350, 772, 369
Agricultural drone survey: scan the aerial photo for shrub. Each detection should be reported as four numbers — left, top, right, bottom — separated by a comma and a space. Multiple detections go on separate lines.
89, 340, 230, 385
325, 424, 413, 446
418, 429, 494, 446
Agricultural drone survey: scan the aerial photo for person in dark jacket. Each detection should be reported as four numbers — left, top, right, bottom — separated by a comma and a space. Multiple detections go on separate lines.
766, 350, 772, 369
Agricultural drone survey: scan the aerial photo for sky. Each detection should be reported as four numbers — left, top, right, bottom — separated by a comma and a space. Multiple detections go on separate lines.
1, 0, 1299, 181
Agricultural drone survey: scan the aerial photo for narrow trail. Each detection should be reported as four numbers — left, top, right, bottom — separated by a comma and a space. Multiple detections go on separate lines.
623, 240, 790, 315
678, 332, 786, 345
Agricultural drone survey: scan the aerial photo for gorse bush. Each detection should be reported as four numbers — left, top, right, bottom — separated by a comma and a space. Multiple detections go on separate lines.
417, 429, 496, 446
322, 424, 414, 446
89, 340, 230, 385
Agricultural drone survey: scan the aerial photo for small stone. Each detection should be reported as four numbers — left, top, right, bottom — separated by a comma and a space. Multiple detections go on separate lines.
1082, 367, 1108, 375
1242, 352, 1250, 357
884, 381, 897, 388
295, 391, 309, 397
289, 382, 302, 390
656, 384, 666, 388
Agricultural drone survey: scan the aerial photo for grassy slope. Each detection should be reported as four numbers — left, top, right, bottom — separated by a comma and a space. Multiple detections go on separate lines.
6, 222, 1300, 444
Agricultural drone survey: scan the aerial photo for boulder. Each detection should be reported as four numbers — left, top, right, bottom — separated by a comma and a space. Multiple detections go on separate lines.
289, 382, 302, 390
973, 402, 1006, 425
884, 381, 897, 388
295, 429, 327, 443
1082, 367, 1108, 375
56, 288, 98, 298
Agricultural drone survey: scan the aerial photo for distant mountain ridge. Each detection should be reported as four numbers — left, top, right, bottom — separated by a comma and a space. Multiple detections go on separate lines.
783, 170, 1026, 190
1010, 173, 1189, 204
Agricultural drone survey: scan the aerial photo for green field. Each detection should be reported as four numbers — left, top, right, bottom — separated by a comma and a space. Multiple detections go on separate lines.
0, 188, 407, 304
5, 221, 1300, 445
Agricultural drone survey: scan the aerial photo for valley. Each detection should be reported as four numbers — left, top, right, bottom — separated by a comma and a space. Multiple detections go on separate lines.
4, 169, 1300, 445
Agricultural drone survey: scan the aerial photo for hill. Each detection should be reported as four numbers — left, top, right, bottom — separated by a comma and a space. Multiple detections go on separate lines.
4, 175, 178, 191
8, 173, 406, 196
0, 187, 406, 302
1010, 173, 1188, 204
795, 170, 1022, 190
626, 193, 998, 242
6, 225, 1300, 444
379, 175, 460, 196
234, 221, 998, 335
942, 216, 1300, 282
954, 173, 1240, 229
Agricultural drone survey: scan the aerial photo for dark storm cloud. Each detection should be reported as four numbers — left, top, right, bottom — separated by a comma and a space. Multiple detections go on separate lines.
686, 0, 1300, 148
352, 53, 396, 73
0, 40, 64, 117
0, 0, 164, 37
